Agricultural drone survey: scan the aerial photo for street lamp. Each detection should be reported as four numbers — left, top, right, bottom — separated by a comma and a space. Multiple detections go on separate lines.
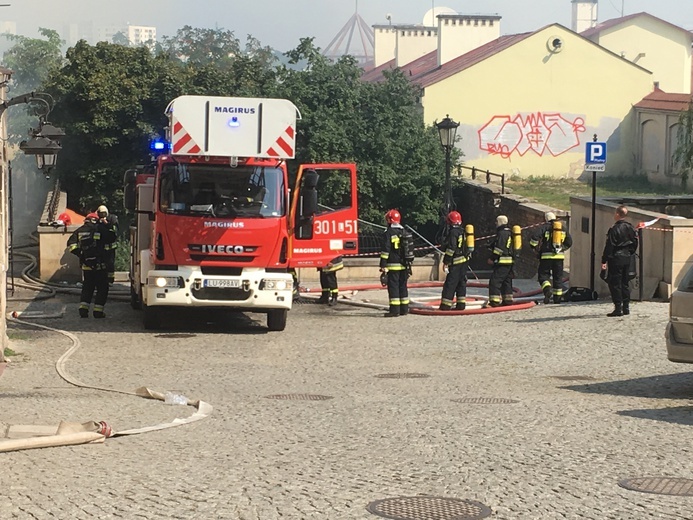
19, 135, 62, 173
436, 114, 459, 215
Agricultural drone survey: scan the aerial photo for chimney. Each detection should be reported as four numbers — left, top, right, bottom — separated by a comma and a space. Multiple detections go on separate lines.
437, 14, 502, 67
395, 25, 438, 67
571, 0, 598, 33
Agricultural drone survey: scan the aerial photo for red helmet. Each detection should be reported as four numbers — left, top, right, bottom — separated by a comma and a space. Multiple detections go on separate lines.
385, 209, 401, 224
446, 211, 462, 225
58, 212, 72, 226
86, 212, 99, 221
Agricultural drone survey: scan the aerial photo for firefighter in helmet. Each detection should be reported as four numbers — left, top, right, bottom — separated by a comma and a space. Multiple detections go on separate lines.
529, 212, 573, 304
317, 256, 344, 306
380, 209, 409, 317
97, 205, 119, 285
439, 211, 473, 311
487, 215, 515, 307
67, 212, 117, 318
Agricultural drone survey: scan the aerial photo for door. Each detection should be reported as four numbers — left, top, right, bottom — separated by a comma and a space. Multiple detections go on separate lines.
288, 163, 358, 268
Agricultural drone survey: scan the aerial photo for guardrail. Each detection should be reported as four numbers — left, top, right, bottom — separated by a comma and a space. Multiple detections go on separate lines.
458, 165, 505, 194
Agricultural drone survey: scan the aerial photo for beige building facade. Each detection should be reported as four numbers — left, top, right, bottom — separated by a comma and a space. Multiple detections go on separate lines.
581, 13, 693, 95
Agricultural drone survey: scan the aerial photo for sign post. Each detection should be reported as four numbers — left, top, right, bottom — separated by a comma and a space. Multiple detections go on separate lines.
585, 135, 607, 295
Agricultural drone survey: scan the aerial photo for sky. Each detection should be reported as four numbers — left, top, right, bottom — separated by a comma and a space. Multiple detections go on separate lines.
4, 1, 693, 52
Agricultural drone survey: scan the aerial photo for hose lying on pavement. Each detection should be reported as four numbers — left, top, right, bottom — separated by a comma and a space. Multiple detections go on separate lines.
1, 317, 212, 453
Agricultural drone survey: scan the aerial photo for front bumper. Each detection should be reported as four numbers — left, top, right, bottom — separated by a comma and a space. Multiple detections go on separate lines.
665, 322, 693, 364
144, 266, 293, 310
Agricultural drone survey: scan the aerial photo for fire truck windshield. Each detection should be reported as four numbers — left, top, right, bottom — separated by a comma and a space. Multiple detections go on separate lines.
159, 163, 285, 218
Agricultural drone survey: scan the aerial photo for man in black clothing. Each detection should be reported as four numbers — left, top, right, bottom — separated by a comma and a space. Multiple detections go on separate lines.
67, 213, 117, 318
487, 215, 514, 307
601, 205, 638, 317
379, 209, 409, 317
97, 205, 119, 285
317, 256, 344, 306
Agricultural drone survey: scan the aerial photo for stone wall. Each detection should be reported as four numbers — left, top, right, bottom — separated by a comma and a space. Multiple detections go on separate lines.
455, 180, 568, 279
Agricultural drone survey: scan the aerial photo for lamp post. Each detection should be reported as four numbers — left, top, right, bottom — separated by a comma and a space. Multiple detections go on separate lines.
436, 114, 459, 216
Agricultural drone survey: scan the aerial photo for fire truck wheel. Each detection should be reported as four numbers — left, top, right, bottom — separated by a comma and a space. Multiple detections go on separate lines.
143, 305, 162, 330
267, 309, 287, 332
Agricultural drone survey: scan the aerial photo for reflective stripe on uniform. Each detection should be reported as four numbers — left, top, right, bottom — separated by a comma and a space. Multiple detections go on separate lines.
441, 298, 454, 306
541, 280, 552, 289
389, 299, 401, 306
489, 295, 501, 303
451, 256, 468, 265
497, 256, 513, 264
386, 264, 406, 271
540, 253, 565, 260
79, 302, 89, 310
529, 239, 539, 247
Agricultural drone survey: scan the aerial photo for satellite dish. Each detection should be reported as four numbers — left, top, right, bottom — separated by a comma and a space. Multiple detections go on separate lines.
422, 6, 456, 27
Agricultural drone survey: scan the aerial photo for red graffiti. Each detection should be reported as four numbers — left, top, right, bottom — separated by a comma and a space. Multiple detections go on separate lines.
478, 113, 586, 159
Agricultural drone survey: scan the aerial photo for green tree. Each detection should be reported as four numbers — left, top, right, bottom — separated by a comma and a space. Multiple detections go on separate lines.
275, 38, 446, 226
2, 28, 63, 91
2, 28, 64, 141
42, 41, 187, 211
112, 31, 130, 46
673, 102, 693, 190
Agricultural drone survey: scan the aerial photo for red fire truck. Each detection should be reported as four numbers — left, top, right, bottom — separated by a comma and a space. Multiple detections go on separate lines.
124, 95, 358, 331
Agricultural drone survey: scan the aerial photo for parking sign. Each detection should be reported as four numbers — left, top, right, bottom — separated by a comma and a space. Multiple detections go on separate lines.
585, 141, 607, 172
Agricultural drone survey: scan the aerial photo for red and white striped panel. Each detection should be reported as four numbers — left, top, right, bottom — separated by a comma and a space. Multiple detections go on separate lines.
172, 121, 201, 154
265, 125, 295, 158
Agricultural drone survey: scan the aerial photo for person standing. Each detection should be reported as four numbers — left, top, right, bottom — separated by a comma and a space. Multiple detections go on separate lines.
97, 205, 119, 285
601, 205, 638, 317
529, 212, 572, 304
439, 211, 471, 311
487, 215, 514, 307
317, 256, 344, 306
67, 212, 117, 318
380, 209, 409, 317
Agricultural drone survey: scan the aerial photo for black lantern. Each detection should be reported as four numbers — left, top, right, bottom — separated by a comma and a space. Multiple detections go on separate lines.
37, 122, 66, 143
436, 115, 460, 215
19, 136, 62, 171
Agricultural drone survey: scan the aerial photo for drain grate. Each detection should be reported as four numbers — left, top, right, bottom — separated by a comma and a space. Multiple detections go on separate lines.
451, 397, 519, 404
618, 477, 693, 496
375, 373, 431, 379
264, 394, 334, 401
551, 375, 596, 381
366, 496, 491, 520
154, 333, 197, 339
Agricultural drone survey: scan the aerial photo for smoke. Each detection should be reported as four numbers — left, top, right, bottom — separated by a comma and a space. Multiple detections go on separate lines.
10, 154, 53, 246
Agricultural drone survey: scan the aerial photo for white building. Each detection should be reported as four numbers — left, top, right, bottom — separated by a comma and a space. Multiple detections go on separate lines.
127, 25, 156, 47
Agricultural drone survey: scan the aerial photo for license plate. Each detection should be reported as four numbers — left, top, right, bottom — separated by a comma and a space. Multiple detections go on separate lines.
204, 279, 240, 288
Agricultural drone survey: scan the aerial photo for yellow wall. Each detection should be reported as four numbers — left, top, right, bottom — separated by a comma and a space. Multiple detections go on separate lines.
423, 25, 654, 179
591, 17, 691, 94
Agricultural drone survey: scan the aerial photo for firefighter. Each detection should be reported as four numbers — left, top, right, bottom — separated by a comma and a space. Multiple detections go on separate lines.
317, 256, 344, 306
97, 205, 119, 285
379, 209, 409, 317
439, 211, 472, 311
487, 215, 514, 307
529, 212, 573, 304
67, 212, 117, 318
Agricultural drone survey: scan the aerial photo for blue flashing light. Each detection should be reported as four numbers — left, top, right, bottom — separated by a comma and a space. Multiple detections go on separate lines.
150, 139, 168, 151
228, 116, 240, 128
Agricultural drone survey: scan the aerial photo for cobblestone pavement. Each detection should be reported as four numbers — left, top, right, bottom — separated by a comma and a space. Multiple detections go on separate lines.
1, 289, 692, 519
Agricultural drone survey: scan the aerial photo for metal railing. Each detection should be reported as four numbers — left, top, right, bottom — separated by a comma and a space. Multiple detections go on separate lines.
458, 165, 505, 194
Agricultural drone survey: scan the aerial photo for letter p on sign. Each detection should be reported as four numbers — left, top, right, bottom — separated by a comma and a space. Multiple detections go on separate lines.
586, 141, 607, 164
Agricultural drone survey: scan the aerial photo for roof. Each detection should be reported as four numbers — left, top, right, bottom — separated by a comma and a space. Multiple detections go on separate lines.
634, 89, 692, 112
361, 32, 533, 86
581, 12, 693, 40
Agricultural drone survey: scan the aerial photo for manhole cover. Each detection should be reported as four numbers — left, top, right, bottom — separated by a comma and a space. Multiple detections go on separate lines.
618, 477, 693, 496
154, 333, 197, 339
451, 397, 519, 404
264, 394, 334, 401
551, 375, 596, 381
366, 496, 491, 520
375, 373, 431, 379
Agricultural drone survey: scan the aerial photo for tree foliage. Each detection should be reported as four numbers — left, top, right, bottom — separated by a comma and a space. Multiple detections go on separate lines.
673, 102, 693, 189
38, 31, 447, 225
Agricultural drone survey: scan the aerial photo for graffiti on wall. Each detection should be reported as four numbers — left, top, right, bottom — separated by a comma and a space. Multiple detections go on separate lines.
478, 113, 586, 159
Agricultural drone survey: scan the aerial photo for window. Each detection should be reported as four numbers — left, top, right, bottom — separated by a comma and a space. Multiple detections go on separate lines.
678, 264, 693, 292
159, 163, 285, 218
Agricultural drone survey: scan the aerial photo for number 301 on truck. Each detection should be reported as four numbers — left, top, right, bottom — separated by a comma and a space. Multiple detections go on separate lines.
123, 96, 358, 331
